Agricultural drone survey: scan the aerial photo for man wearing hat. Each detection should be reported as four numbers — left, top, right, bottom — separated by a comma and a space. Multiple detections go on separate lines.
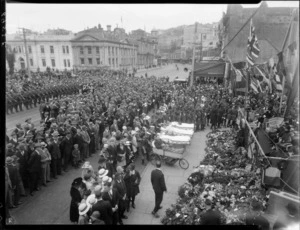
6, 143, 15, 157
78, 203, 91, 225
9, 132, 19, 148
60, 131, 73, 172
16, 143, 30, 191
27, 143, 42, 196
14, 123, 24, 138
25, 118, 35, 130
48, 131, 62, 179
40, 142, 52, 186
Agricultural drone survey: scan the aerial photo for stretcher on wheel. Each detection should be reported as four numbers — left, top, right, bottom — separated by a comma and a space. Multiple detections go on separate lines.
161, 126, 194, 137
158, 133, 191, 145
150, 141, 189, 169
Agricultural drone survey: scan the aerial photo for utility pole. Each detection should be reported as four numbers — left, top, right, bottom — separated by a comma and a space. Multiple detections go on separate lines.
190, 22, 197, 88
19, 27, 31, 79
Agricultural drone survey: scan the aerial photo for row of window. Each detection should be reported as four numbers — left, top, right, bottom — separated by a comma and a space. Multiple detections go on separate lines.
80, 58, 103, 65
28, 58, 70, 68
40, 45, 69, 54
79, 57, 135, 66
79, 46, 135, 56
13, 45, 70, 54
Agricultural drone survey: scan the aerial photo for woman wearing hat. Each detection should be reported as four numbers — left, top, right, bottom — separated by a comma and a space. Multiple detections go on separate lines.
123, 164, 141, 211
70, 177, 84, 224
97, 168, 109, 185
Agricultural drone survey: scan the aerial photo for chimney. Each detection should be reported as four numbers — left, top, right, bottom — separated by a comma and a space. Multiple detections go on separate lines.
107, 25, 111, 32
98, 24, 102, 29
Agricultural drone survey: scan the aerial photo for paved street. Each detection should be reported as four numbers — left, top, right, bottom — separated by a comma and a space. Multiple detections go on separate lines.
136, 63, 190, 81
123, 128, 210, 225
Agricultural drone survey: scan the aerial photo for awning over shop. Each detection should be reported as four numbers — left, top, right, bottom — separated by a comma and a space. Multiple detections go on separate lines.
193, 60, 226, 78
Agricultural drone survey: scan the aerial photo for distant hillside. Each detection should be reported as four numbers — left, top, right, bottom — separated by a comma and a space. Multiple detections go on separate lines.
157, 25, 186, 36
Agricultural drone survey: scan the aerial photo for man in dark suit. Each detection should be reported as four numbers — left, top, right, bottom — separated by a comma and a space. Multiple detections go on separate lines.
113, 171, 128, 222
16, 144, 29, 191
102, 181, 121, 225
151, 161, 167, 218
59, 131, 73, 172
27, 143, 42, 196
48, 132, 62, 179
73, 128, 84, 162
92, 186, 113, 225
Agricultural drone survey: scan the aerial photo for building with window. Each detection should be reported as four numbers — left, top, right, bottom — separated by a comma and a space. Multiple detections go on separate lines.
71, 24, 137, 71
183, 22, 219, 50
129, 29, 158, 68
220, 3, 297, 63
6, 33, 74, 71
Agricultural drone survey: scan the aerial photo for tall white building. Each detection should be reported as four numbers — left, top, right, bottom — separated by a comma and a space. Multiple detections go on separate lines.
6, 33, 75, 72
183, 23, 219, 50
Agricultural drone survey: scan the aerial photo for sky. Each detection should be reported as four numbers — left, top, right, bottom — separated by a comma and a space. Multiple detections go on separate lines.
6, 2, 299, 34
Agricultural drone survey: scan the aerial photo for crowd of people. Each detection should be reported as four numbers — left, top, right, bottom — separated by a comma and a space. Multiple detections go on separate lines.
5, 65, 299, 225
5, 67, 173, 224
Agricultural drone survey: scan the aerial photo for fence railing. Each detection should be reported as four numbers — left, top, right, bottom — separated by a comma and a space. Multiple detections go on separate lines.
238, 108, 300, 196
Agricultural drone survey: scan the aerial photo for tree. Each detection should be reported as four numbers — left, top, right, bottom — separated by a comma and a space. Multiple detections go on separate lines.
6, 45, 15, 75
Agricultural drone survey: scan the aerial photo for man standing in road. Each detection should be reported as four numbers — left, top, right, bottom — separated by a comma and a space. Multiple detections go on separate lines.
151, 161, 167, 218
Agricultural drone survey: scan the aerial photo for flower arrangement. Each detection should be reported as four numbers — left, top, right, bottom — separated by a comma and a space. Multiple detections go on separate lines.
161, 129, 268, 225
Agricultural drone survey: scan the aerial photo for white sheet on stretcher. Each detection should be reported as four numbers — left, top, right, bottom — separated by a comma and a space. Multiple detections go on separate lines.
158, 134, 191, 144
165, 126, 194, 136
170, 122, 195, 130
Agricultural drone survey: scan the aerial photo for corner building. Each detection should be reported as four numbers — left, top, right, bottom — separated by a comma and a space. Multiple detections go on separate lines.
71, 25, 137, 71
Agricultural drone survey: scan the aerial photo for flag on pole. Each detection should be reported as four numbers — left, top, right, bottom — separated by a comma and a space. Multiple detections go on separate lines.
246, 19, 260, 66
284, 8, 299, 117
250, 75, 261, 93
